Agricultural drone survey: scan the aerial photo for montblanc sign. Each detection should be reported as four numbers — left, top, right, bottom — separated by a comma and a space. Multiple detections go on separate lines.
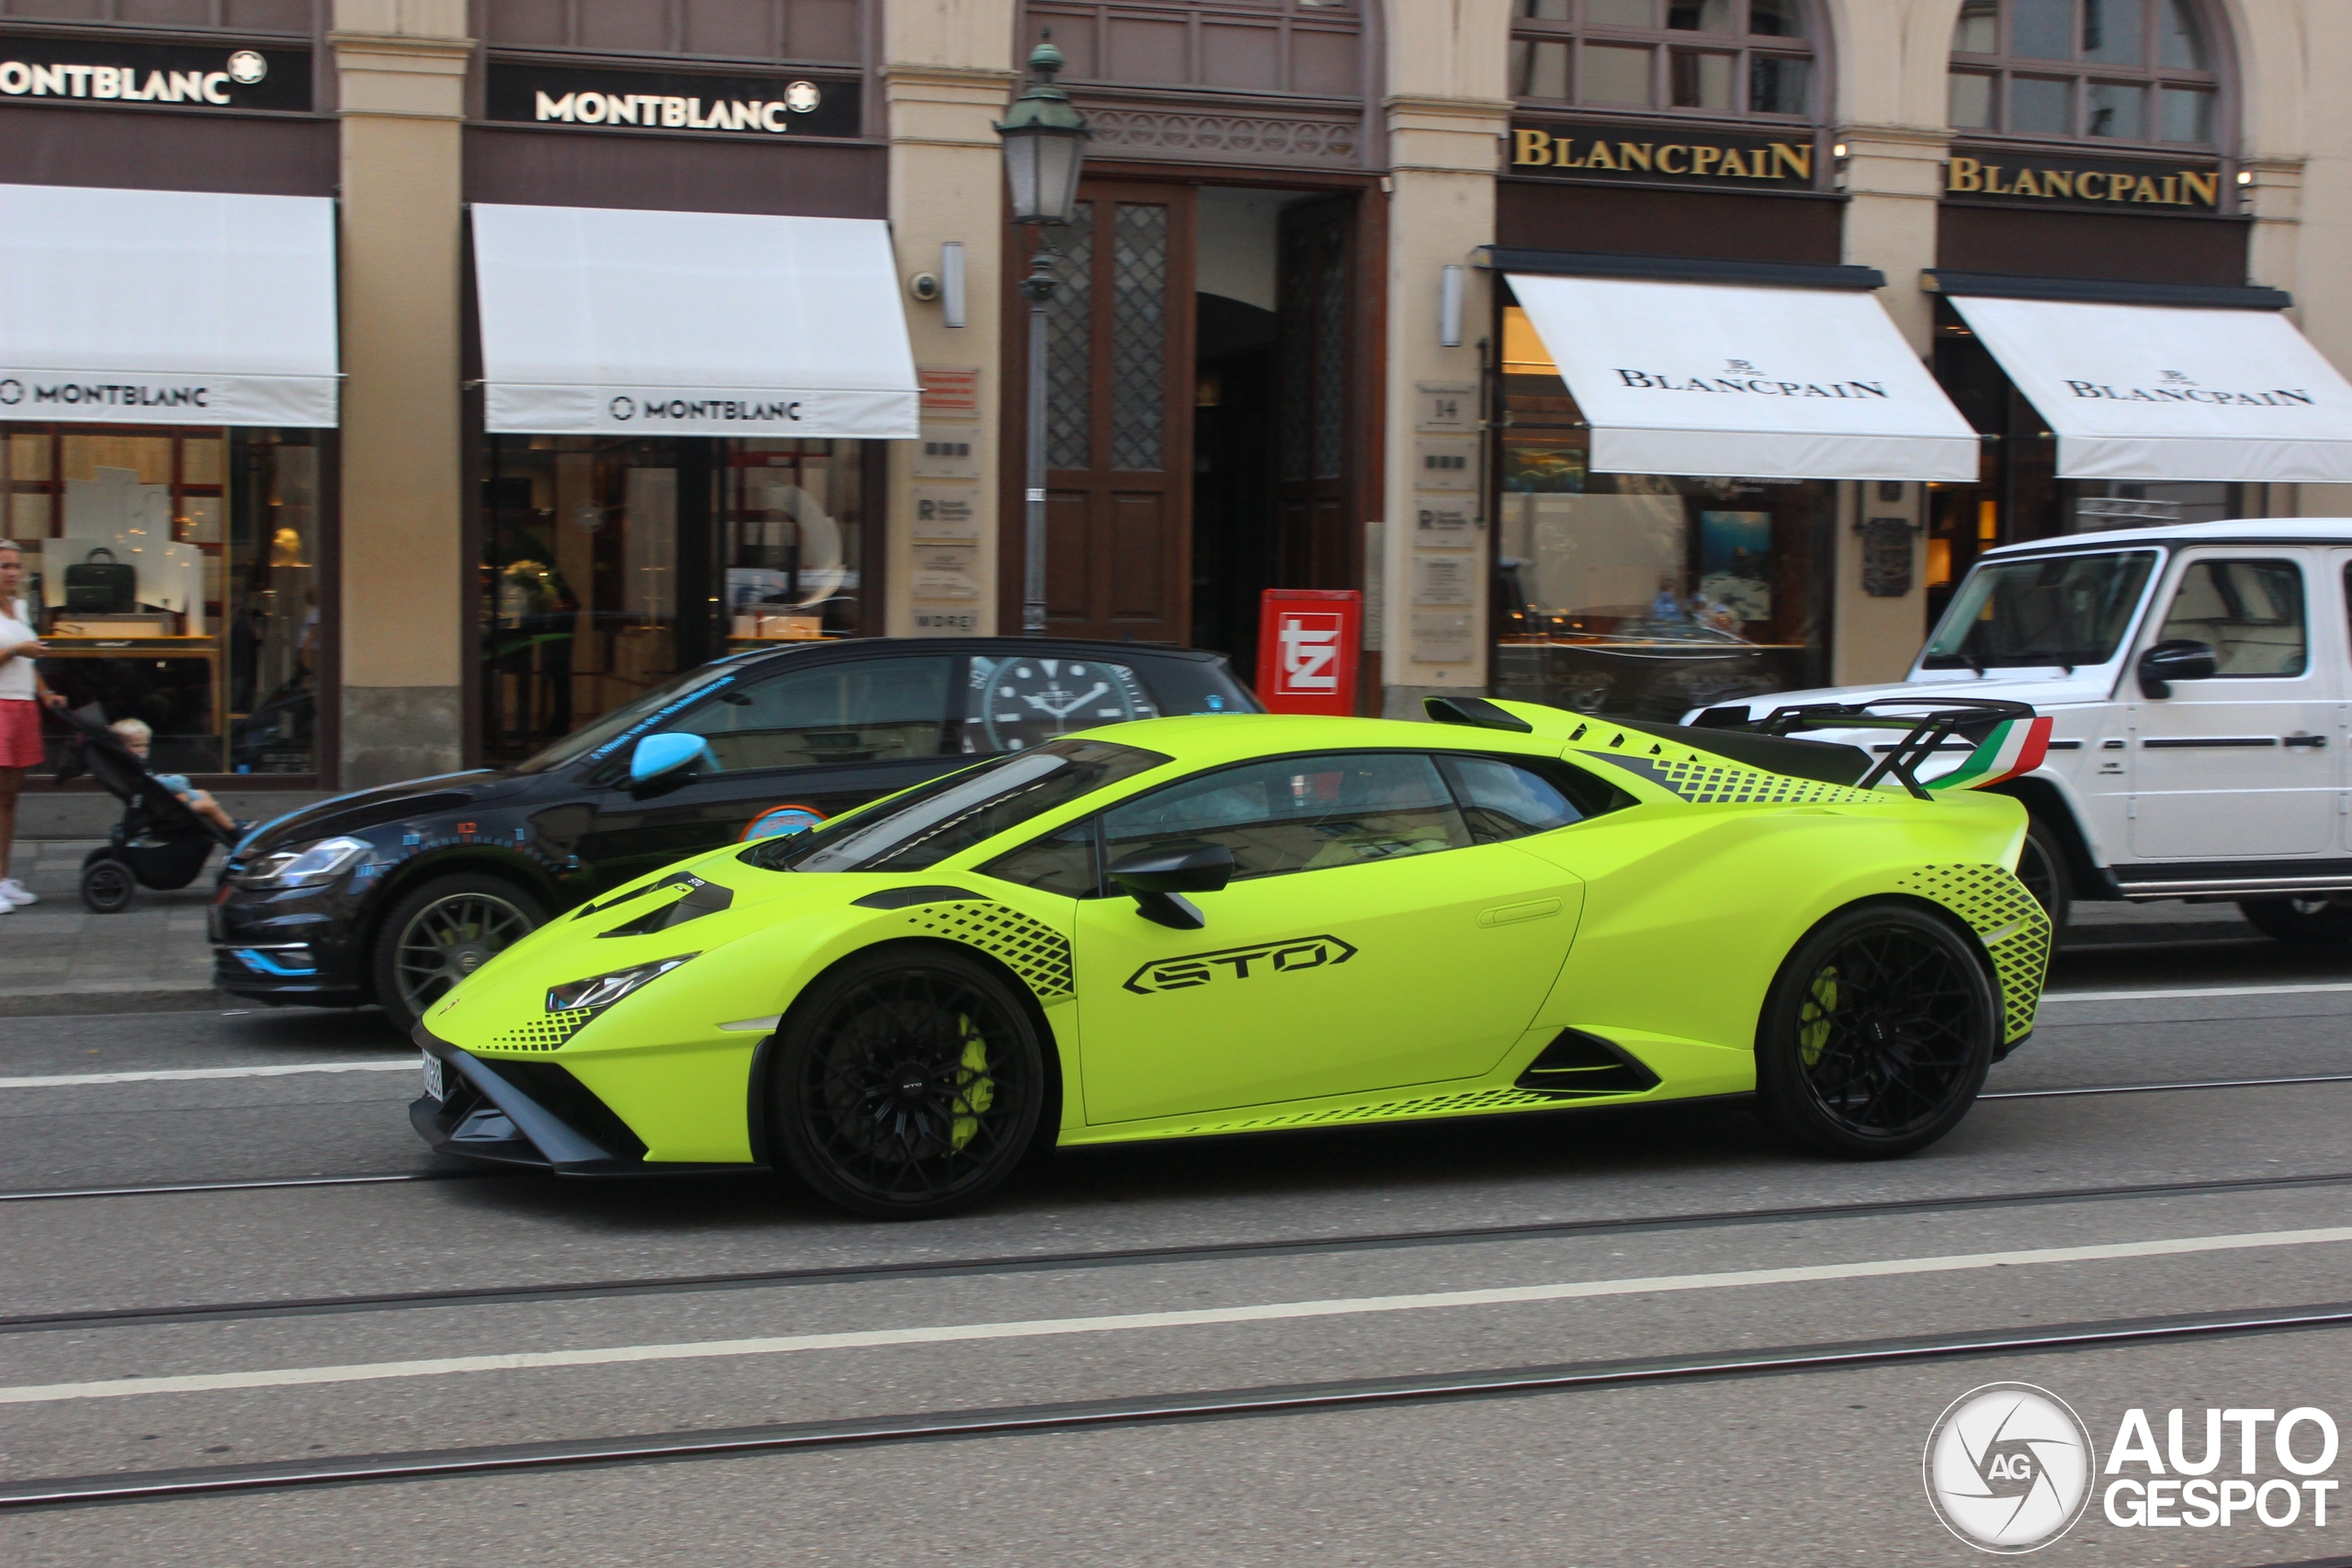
1508, 117, 1816, 190
485, 62, 860, 140
0, 35, 311, 113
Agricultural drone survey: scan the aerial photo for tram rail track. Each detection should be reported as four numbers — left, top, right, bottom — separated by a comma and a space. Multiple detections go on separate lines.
5, 1301, 2346, 1511
9, 1166, 2352, 1337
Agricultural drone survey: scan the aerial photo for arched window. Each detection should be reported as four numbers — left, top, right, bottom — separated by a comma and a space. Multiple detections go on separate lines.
1509, 0, 1817, 120
1948, 0, 2222, 148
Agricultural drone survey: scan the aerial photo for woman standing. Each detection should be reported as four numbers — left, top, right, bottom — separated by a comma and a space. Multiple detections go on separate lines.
0, 540, 68, 912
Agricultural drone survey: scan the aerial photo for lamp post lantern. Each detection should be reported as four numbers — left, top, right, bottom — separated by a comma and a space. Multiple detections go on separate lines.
996, 41, 1088, 637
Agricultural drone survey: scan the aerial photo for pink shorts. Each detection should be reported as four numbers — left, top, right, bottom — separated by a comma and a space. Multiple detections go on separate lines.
0, 699, 45, 771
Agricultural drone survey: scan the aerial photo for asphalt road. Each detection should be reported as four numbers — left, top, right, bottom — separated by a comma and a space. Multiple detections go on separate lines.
6, 924, 2352, 1566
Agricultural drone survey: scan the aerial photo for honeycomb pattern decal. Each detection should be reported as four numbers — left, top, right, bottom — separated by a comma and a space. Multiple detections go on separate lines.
1598, 750, 1887, 807
901, 900, 1075, 999
1162, 1084, 1628, 1139
1894, 863, 2052, 1043
485, 1006, 604, 1053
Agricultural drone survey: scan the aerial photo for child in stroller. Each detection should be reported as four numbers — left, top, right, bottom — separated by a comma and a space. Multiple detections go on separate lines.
48, 706, 242, 912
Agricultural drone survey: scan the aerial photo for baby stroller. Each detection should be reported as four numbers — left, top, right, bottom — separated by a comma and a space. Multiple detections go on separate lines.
46, 705, 239, 913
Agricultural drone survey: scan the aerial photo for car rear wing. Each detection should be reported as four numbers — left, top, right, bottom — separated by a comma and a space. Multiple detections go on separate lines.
1702, 697, 2051, 800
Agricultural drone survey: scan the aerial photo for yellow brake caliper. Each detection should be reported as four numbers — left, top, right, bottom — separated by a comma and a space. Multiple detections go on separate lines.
951, 1017, 995, 1152
1800, 966, 1838, 1067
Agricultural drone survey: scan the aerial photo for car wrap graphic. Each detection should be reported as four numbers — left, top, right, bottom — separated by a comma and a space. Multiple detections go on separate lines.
1124, 935, 1359, 995
1928, 716, 2056, 792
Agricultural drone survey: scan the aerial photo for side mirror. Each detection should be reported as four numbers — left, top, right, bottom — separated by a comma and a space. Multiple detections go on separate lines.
1107, 841, 1235, 931
2137, 638, 2218, 699
628, 732, 709, 790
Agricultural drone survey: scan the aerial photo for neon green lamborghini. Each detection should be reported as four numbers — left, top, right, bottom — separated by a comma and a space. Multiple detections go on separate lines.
412, 695, 2052, 1217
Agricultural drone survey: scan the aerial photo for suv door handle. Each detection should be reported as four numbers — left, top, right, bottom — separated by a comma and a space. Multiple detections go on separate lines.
2285, 735, 2328, 748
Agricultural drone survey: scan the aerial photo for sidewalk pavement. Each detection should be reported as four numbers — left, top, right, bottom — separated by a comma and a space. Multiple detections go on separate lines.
1, 840, 223, 1015
0, 837, 2268, 1017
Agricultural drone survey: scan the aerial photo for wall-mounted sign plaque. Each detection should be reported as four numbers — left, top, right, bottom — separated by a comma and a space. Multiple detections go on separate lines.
0, 35, 311, 113
1507, 118, 1816, 190
1943, 146, 2222, 212
486, 62, 861, 139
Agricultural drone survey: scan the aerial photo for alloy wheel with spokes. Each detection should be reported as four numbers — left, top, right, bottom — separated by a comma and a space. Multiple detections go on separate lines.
773, 949, 1045, 1219
373, 874, 545, 1032
1756, 903, 1996, 1158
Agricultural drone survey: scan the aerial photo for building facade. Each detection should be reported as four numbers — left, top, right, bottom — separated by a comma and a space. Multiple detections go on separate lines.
5, 0, 2349, 794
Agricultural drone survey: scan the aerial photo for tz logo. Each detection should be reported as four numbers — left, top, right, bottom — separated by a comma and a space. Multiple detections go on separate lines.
1277, 613, 1343, 694
1125, 935, 1357, 995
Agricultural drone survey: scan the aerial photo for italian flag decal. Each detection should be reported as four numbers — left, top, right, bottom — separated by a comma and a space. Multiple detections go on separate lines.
1928, 716, 2054, 791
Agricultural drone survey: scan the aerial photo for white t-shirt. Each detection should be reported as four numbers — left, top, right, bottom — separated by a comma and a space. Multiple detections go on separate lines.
0, 596, 36, 702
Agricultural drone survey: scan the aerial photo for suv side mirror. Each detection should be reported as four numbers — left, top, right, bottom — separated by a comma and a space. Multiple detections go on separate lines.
1107, 842, 1235, 931
628, 732, 709, 792
2138, 638, 2219, 698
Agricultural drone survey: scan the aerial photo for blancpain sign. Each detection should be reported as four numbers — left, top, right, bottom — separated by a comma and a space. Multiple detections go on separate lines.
1614, 361, 1895, 400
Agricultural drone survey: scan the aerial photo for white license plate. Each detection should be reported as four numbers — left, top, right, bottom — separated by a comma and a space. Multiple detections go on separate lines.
421, 1052, 447, 1101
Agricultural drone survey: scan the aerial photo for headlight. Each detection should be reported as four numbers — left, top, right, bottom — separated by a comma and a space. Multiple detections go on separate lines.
234, 835, 371, 890
546, 953, 697, 1013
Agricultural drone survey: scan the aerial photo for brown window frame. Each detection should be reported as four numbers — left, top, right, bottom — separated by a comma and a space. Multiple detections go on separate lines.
1509, 0, 1821, 124
1947, 0, 2230, 152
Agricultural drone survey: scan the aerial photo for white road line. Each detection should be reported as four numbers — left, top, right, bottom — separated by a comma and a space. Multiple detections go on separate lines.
7, 1224, 2348, 1408
0, 1061, 416, 1089
2042, 981, 2352, 1004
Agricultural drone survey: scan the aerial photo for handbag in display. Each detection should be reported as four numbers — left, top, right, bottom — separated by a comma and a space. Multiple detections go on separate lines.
63, 547, 137, 615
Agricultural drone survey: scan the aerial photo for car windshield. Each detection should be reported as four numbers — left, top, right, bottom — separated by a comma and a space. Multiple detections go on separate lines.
1921, 551, 2158, 671
742, 738, 1170, 874
510, 663, 752, 774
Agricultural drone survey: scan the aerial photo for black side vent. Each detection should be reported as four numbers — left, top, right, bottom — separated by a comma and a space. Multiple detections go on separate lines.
599, 878, 734, 938
1516, 1029, 1662, 1097
852, 885, 983, 910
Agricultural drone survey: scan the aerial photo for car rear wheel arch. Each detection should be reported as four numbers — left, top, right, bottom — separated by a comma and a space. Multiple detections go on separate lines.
1751, 895, 1999, 1160
1987, 779, 2105, 908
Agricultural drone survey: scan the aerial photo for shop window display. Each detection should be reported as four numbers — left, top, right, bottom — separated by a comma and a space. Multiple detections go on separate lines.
481, 434, 869, 763
0, 425, 322, 777
1490, 306, 1833, 720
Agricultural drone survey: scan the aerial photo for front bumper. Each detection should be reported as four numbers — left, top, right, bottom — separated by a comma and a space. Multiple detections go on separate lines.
212, 878, 369, 1004
412, 1026, 757, 1178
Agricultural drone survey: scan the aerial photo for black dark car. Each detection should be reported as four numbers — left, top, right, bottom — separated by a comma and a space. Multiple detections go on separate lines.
212, 638, 1260, 1031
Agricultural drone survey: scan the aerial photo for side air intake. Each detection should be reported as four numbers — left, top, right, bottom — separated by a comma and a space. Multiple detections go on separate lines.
1515, 1029, 1661, 1097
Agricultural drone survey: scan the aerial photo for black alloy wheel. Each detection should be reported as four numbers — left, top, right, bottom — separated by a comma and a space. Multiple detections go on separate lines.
372, 874, 546, 1034
80, 857, 136, 914
2014, 817, 2071, 934
2238, 895, 2352, 945
772, 948, 1046, 1220
1755, 903, 1996, 1159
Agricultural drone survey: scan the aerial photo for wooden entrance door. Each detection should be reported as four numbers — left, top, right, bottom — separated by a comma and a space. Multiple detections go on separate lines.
1274, 197, 1357, 590
1006, 181, 1196, 643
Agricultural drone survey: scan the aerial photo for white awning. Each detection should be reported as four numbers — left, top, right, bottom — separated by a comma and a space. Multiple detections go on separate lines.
1947, 295, 2352, 483
470, 204, 919, 439
0, 183, 338, 428
1505, 274, 1979, 481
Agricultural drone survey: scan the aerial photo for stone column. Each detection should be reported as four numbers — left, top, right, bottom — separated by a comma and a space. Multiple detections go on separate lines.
330, 0, 472, 786
1378, 94, 1508, 716
1834, 124, 1949, 684
880, 2, 1016, 638
882, 62, 1016, 637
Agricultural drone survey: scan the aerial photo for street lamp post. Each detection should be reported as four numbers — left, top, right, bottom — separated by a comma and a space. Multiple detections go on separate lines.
995, 42, 1088, 637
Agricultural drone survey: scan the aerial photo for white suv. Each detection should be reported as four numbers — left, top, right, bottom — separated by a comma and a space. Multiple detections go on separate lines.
1689, 519, 2352, 940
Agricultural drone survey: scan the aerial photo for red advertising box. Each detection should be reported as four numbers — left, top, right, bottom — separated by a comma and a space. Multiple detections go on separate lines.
1255, 589, 1362, 716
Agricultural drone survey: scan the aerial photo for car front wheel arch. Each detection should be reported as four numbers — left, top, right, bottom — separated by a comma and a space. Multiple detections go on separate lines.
752, 935, 1069, 1169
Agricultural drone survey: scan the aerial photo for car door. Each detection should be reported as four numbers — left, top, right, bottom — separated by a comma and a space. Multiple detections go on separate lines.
575, 653, 967, 889
1059, 750, 1588, 1124
2130, 552, 2339, 860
